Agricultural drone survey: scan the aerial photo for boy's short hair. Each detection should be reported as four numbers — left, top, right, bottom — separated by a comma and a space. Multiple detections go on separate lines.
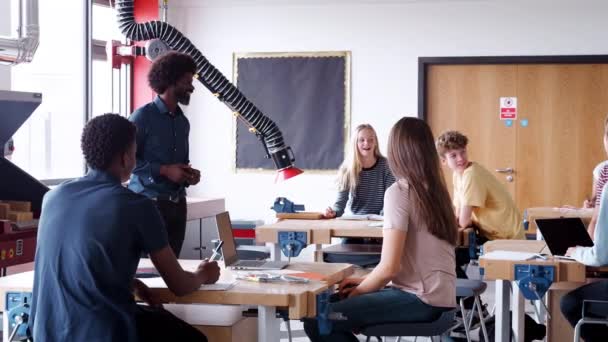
436, 131, 468, 156
81, 113, 136, 170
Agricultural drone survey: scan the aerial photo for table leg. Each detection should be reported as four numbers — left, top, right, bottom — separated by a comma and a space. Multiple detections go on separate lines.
313, 244, 322, 262
512, 282, 525, 342
258, 305, 280, 342
495, 279, 511, 342
267, 242, 281, 261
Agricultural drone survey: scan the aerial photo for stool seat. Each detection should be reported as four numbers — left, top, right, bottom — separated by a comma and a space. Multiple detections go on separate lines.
456, 279, 487, 298
361, 308, 457, 337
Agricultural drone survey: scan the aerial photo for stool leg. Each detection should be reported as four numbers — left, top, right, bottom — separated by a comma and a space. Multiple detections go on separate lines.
475, 296, 489, 342
573, 319, 583, 342
459, 298, 472, 342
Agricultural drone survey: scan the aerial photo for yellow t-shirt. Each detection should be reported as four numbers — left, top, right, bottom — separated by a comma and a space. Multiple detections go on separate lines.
453, 162, 524, 240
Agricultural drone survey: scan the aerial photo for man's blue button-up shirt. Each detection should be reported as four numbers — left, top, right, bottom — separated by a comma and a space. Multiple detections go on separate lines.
128, 96, 190, 199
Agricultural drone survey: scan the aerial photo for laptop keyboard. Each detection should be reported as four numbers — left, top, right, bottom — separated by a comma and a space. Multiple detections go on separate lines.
234, 260, 267, 267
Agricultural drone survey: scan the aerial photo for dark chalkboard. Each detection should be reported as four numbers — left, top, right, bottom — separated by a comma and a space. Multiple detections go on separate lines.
234, 52, 350, 170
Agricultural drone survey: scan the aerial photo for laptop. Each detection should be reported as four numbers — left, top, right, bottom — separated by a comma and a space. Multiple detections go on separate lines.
535, 217, 594, 258
216, 211, 288, 270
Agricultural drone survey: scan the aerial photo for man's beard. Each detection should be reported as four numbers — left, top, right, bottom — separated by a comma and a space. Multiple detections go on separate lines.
177, 93, 191, 106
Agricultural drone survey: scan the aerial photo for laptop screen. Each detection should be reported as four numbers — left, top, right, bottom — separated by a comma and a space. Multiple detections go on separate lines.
535, 217, 594, 256
215, 211, 239, 266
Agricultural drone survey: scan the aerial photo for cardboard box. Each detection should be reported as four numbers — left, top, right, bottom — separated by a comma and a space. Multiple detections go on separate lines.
8, 211, 34, 222
2, 201, 31, 212
0, 204, 9, 220
194, 317, 257, 342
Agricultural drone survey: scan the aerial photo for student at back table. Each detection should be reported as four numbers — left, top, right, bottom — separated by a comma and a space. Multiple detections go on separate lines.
436, 130, 525, 242
324, 124, 395, 245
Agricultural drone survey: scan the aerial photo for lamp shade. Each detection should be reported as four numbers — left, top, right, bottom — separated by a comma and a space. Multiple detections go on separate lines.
275, 166, 303, 183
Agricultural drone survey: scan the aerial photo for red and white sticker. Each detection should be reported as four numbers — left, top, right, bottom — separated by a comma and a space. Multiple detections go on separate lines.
500, 97, 517, 120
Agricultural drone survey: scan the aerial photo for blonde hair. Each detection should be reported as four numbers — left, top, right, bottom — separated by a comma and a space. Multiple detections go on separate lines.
337, 124, 383, 193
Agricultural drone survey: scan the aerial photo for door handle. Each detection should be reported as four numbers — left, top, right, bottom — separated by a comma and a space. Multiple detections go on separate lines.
495, 168, 514, 174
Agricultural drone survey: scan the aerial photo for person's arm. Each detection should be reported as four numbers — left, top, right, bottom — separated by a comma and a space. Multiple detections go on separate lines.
346, 228, 406, 297
457, 205, 474, 228
585, 178, 598, 208
150, 246, 220, 296
332, 189, 349, 217
130, 112, 162, 185
570, 183, 608, 266
587, 207, 599, 240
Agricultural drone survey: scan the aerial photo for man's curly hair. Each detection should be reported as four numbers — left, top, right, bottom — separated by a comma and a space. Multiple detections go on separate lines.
148, 52, 197, 94
436, 130, 468, 156
81, 114, 136, 170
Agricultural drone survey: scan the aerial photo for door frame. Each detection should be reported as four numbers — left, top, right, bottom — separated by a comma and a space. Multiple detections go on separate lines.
418, 55, 608, 121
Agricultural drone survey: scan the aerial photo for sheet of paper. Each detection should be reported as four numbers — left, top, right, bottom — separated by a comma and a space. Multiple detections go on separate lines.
368, 222, 383, 227
199, 281, 236, 291
338, 214, 384, 221
480, 250, 540, 261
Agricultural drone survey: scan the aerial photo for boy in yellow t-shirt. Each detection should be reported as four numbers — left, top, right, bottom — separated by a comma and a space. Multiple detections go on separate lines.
436, 131, 524, 240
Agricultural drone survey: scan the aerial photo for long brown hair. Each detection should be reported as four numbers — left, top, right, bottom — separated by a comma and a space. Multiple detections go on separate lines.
387, 117, 457, 245
337, 124, 384, 193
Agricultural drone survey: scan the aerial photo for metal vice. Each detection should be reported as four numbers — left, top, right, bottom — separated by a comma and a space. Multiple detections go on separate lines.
514, 264, 555, 300
5, 292, 32, 342
278, 231, 307, 259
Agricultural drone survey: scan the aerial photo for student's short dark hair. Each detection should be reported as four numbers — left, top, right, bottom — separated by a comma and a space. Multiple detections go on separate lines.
435, 131, 468, 156
81, 114, 136, 170
147, 52, 197, 94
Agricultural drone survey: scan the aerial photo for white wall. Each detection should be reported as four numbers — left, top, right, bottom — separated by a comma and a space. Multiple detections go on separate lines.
170, 0, 608, 221
0, 0, 11, 90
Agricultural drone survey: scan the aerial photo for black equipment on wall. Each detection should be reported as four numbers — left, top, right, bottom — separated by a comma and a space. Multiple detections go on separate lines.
115, 0, 302, 180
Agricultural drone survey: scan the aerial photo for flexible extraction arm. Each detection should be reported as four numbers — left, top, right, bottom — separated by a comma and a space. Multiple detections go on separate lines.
115, 0, 302, 180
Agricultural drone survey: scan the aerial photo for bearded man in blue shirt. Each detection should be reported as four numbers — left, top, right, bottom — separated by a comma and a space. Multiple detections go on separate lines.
128, 52, 201, 256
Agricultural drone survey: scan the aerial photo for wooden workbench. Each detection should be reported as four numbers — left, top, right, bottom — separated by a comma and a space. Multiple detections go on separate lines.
479, 240, 607, 342
0, 259, 354, 342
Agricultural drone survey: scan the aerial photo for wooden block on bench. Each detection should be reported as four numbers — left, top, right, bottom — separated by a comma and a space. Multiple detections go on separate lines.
8, 211, 34, 222
0, 203, 9, 220
2, 201, 31, 212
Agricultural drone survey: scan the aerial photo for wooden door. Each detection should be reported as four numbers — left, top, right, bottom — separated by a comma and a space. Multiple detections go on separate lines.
516, 64, 608, 209
426, 63, 608, 211
427, 65, 518, 199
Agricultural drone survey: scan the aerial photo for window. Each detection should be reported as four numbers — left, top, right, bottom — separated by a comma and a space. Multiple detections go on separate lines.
10, 1, 127, 181
11, 0, 86, 180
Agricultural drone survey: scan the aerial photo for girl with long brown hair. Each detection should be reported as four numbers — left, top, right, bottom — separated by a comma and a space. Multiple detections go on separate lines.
304, 117, 457, 342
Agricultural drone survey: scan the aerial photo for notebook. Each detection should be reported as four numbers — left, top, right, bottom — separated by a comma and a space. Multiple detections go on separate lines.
216, 212, 288, 270
535, 217, 594, 258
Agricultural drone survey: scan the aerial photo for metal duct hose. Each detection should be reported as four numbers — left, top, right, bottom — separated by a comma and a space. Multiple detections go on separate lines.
0, 0, 40, 65
115, 0, 296, 171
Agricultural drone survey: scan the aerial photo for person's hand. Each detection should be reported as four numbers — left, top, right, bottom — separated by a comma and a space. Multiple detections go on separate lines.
566, 247, 577, 257
196, 260, 220, 284
160, 164, 190, 184
338, 277, 364, 298
132, 279, 163, 308
324, 207, 337, 219
185, 167, 201, 185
